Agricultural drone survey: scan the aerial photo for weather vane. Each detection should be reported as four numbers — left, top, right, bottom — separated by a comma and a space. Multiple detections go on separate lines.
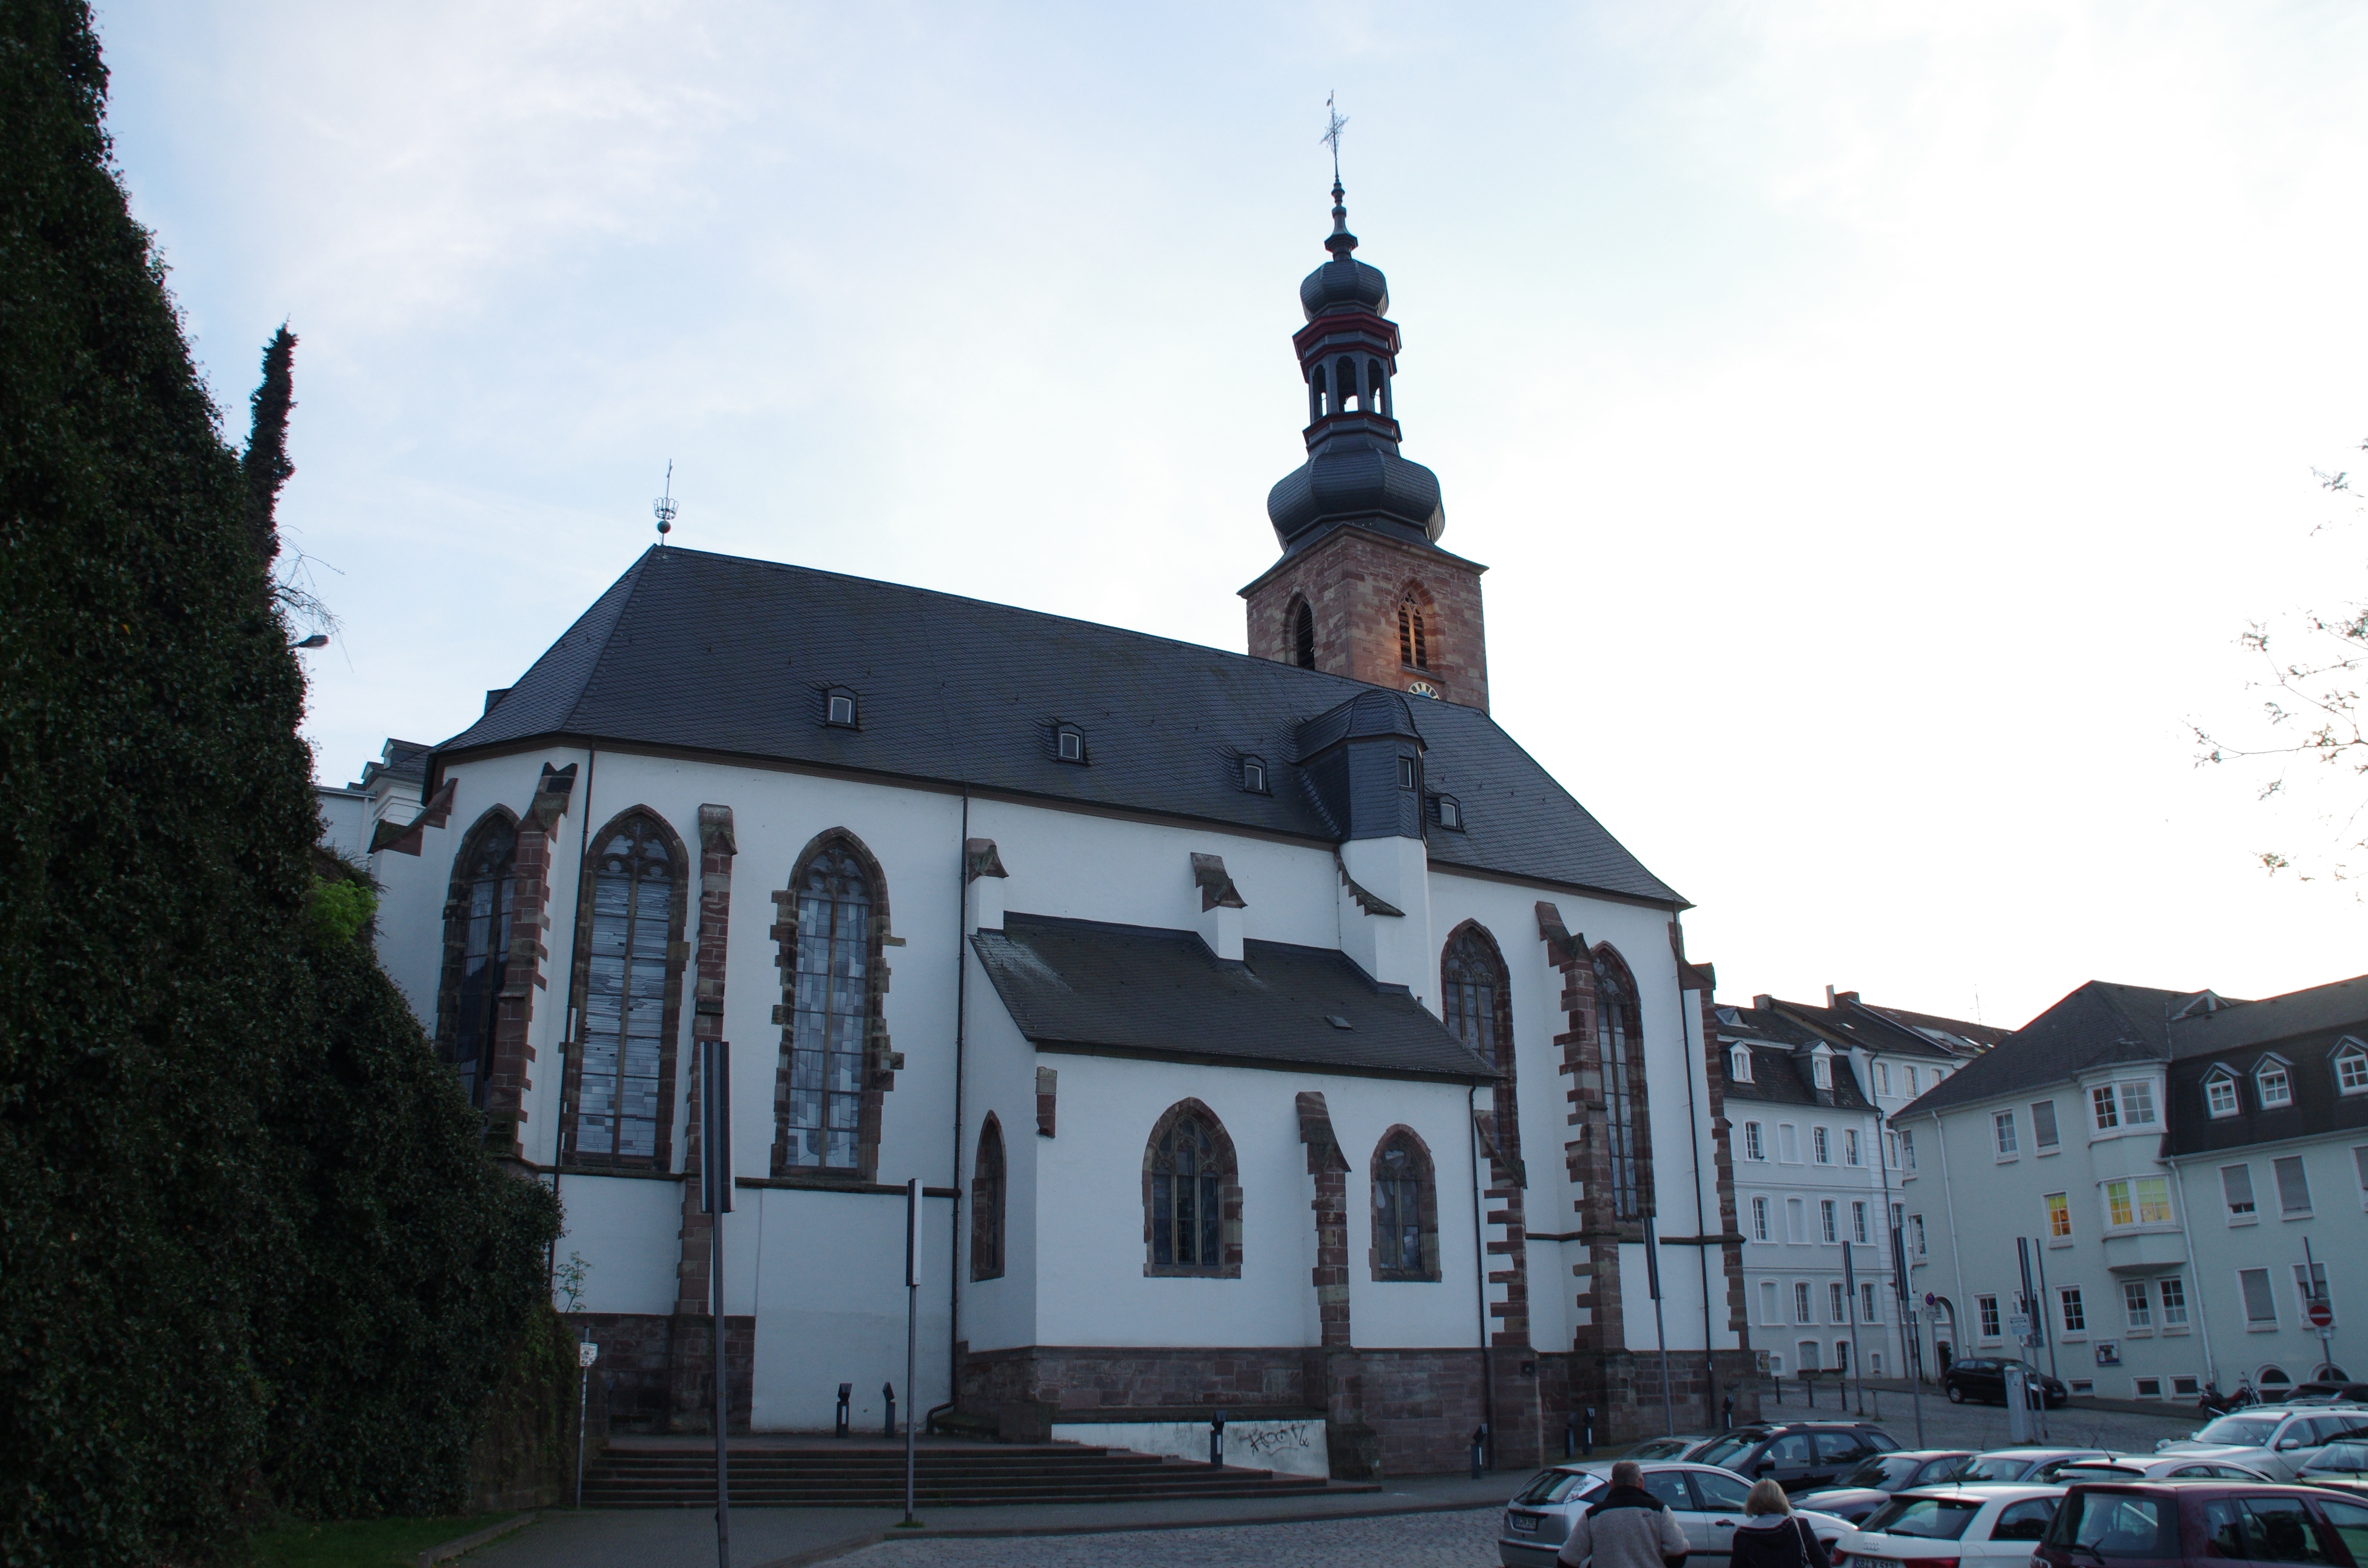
654, 460, 677, 544
1322, 91, 1348, 184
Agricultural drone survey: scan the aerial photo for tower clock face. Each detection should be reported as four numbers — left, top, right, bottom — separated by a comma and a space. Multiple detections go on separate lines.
1406, 680, 1440, 698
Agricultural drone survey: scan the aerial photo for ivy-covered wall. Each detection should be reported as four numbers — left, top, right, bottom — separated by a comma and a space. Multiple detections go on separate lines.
0, 5, 559, 1563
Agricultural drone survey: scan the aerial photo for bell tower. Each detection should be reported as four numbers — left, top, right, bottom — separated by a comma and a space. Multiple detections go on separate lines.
1240, 176, 1489, 711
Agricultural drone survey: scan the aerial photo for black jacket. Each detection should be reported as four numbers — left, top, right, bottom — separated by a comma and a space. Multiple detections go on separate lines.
1728, 1516, 1830, 1568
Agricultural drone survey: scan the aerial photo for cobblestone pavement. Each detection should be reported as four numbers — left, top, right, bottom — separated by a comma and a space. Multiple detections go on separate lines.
844, 1507, 1503, 1568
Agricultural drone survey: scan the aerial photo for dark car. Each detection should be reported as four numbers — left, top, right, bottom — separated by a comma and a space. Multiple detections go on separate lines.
1794, 1450, 1977, 1523
2032, 1480, 2368, 1568
1943, 1357, 2071, 1409
1695, 1421, 1902, 1494
2279, 1383, 2368, 1406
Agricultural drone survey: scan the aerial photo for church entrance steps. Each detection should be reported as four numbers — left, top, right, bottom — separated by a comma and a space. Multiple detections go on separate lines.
577, 1439, 1352, 1507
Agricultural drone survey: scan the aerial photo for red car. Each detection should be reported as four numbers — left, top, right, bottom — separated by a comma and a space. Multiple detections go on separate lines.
2032, 1481, 2368, 1568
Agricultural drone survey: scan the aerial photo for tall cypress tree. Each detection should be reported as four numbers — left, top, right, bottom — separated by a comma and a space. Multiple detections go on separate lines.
0, 7, 555, 1562
242, 324, 296, 566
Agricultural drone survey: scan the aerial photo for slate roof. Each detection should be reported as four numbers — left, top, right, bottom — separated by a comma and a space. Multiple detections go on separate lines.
1895, 981, 2190, 1118
432, 546, 1681, 906
969, 913, 1496, 1081
2161, 974, 2368, 1158
1764, 996, 1993, 1063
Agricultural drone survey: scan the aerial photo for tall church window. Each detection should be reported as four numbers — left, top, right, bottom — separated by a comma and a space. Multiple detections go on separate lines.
1292, 597, 1316, 669
971, 1114, 1006, 1281
439, 812, 518, 1111
1398, 601, 1429, 669
1144, 1100, 1240, 1276
1441, 925, 1509, 1068
1371, 1127, 1439, 1281
779, 836, 877, 1173
1596, 945, 1653, 1223
566, 812, 684, 1165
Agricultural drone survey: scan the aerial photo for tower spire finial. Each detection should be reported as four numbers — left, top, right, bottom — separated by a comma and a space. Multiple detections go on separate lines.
1321, 93, 1355, 257
653, 459, 677, 544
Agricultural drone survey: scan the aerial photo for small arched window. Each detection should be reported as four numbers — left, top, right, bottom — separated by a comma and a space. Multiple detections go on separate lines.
1731, 1044, 1753, 1083
1442, 925, 1508, 1069
1812, 1049, 1834, 1091
568, 812, 683, 1164
1371, 1127, 1440, 1281
1309, 364, 1328, 421
1292, 598, 1316, 669
1368, 359, 1388, 417
971, 1115, 1006, 1281
441, 812, 519, 1111
824, 687, 859, 728
1241, 754, 1267, 794
1056, 723, 1086, 763
1144, 1102, 1239, 1276
1398, 601, 1429, 669
1336, 356, 1359, 412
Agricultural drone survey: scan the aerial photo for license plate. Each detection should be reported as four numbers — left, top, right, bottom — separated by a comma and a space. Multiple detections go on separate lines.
1511, 1516, 1540, 1533
1857, 1557, 1903, 1568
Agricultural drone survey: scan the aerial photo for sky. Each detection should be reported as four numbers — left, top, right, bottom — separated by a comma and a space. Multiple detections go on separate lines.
95, 0, 2368, 1029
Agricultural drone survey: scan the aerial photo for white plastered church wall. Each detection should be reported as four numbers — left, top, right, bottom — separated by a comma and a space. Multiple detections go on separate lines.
954, 961, 1041, 1355
552, 1174, 684, 1316
1326, 1082, 1488, 1348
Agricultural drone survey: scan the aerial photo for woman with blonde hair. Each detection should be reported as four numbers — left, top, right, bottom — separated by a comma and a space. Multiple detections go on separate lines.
1727, 1478, 1831, 1568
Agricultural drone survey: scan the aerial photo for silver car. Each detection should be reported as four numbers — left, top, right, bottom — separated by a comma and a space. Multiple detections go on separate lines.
1629, 1435, 1726, 1462
1500, 1460, 1852, 1568
2048, 1456, 2274, 1483
2153, 1406, 2368, 1480
1950, 1447, 2113, 1483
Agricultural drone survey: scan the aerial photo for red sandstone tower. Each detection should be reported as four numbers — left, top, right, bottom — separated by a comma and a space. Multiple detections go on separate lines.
1240, 177, 1489, 712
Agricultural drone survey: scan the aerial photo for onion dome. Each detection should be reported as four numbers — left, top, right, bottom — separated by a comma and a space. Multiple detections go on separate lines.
1299, 181, 1388, 320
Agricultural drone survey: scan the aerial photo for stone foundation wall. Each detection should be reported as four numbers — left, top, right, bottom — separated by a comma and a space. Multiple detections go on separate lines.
567, 1311, 753, 1435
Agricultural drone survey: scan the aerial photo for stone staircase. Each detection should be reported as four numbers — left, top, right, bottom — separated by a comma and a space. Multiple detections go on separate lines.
578, 1439, 1346, 1507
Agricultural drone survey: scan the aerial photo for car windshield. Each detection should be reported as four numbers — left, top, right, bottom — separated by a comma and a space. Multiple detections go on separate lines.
2194, 1415, 2281, 1446
1842, 1455, 1927, 1489
2306, 1442, 2368, 1473
1697, 1433, 1759, 1470
1958, 1456, 2035, 1482
1862, 1497, 1982, 1540
1514, 1470, 1601, 1506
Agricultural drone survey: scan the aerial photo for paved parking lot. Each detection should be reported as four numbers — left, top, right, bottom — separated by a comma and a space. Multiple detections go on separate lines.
1759, 1386, 2202, 1456
845, 1507, 1504, 1568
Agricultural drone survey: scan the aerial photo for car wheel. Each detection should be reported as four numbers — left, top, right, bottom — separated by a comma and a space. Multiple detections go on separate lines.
1947, 1385, 1965, 1404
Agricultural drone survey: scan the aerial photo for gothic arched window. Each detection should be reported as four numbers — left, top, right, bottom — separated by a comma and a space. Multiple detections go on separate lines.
777, 833, 886, 1175
1398, 603, 1429, 669
1144, 1101, 1240, 1277
1291, 597, 1316, 669
1371, 1127, 1440, 1281
565, 810, 686, 1166
971, 1114, 1006, 1281
1441, 925, 1509, 1068
438, 811, 518, 1112
1596, 945, 1653, 1222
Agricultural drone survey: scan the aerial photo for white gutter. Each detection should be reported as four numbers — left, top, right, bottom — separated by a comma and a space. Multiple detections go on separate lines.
2165, 1151, 2221, 1389
1933, 1109, 1968, 1357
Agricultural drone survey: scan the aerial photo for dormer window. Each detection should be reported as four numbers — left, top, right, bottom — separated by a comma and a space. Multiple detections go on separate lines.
1812, 1050, 1833, 1090
2336, 1038, 2368, 1096
1056, 724, 1086, 763
1241, 755, 1268, 794
824, 688, 859, 728
1730, 1045, 1752, 1083
1430, 794, 1464, 831
2256, 1058, 2293, 1109
2204, 1068, 2240, 1118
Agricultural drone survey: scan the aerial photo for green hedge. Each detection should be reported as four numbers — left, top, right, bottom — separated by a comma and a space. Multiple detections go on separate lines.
0, 5, 558, 1562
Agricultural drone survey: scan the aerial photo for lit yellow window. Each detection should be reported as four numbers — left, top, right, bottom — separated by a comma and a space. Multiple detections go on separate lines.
2105, 1180, 2134, 1227
2046, 1192, 2072, 1237
2135, 1176, 2172, 1225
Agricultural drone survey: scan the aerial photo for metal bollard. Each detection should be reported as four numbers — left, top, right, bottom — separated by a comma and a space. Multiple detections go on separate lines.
836, 1383, 852, 1438
883, 1381, 897, 1438
1210, 1410, 1227, 1469
1584, 1407, 1595, 1457
1565, 1413, 1577, 1458
1722, 1394, 1733, 1431
1470, 1423, 1490, 1479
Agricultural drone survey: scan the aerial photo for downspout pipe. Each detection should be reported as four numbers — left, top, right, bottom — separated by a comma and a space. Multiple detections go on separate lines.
2167, 1153, 2220, 1389
1469, 1082, 1495, 1470
1934, 1110, 1967, 1366
945, 787, 970, 1417
1671, 917, 1717, 1417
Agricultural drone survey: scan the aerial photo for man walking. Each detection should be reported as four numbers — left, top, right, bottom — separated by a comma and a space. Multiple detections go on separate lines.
1558, 1460, 1690, 1568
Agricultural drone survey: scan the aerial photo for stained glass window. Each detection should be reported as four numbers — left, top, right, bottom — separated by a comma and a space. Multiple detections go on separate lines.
575, 818, 673, 1161
1442, 930, 1503, 1067
1151, 1114, 1223, 1269
1374, 1135, 1428, 1276
786, 844, 870, 1170
1599, 956, 1644, 1220
450, 817, 518, 1111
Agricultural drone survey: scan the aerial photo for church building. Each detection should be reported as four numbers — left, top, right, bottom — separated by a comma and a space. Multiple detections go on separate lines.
358, 177, 1758, 1476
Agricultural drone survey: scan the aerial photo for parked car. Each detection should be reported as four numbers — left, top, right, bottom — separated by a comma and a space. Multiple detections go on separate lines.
1630, 1435, 1728, 1462
1827, 1483, 2067, 1568
1693, 1422, 1903, 1494
2049, 1457, 2275, 1484
2291, 1437, 2368, 1496
1794, 1451, 1978, 1524
2032, 1480, 2368, 1568
2154, 1408, 2368, 1480
1497, 1460, 1853, 1568
1941, 1357, 2071, 1409
1953, 1448, 2114, 1483
2276, 1382, 2368, 1406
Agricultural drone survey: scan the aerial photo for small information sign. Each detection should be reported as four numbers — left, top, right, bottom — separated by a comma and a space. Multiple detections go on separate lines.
579, 1342, 600, 1370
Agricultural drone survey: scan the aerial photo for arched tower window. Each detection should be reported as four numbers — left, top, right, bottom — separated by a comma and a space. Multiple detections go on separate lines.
564, 810, 688, 1166
1441, 925, 1510, 1068
1368, 358, 1389, 418
1336, 355, 1359, 412
1371, 1126, 1440, 1281
775, 832, 891, 1176
971, 1114, 1006, 1281
438, 811, 519, 1112
1144, 1100, 1241, 1277
1309, 364, 1328, 422
1595, 944, 1653, 1222
1291, 596, 1316, 669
